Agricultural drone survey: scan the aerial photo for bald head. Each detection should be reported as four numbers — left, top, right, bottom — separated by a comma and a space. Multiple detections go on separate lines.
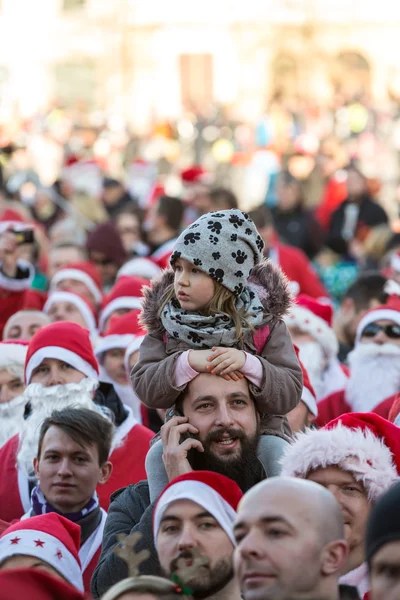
234, 477, 348, 600
3, 311, 50, 341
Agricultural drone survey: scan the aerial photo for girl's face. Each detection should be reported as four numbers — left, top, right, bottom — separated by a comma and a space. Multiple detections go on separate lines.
173, 258, 215, 312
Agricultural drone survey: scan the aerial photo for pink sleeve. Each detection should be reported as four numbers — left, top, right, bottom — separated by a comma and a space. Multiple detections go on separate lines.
241, 352, 263, 387
173, 350, 199, 387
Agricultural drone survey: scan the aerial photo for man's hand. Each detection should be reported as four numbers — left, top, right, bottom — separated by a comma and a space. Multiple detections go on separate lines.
160, 416, 204, 482
206, 347, 246, 378
0, 231, 19, 278
189, 349, 243, 381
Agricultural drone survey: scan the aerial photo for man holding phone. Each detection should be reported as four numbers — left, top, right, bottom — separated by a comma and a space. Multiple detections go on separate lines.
91, 373, 264, 598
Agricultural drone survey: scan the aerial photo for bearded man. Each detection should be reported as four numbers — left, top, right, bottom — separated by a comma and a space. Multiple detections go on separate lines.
0, 321, 153, 523
317, 284, 400, 426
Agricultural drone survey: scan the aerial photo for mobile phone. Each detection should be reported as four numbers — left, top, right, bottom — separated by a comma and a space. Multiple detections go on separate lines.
12, 229, 34, 245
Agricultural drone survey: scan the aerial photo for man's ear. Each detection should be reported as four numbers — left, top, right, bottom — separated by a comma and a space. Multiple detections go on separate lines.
320, 539, 349, 576
98, 461, 113, 485
33, 456, 39, 479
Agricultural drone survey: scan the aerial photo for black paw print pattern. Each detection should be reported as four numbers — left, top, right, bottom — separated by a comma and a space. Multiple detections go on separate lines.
193, 258, 203, 266
207, 220, 222, 234
187, 331, 204, 344
171, 251, 181, 262
184, 232, 201, 245
209, 235, 219, 245
256, 235, 264, 252
208, 268, 225, 283
234, 283, 244, 296
212, 252, 221, 260
230, 233, 237, 242
189, 223, 200, 229
211, 212, 225, 218
249, 291, 255, 300
173, 331, 179, 338
229, 214, 244, 229
234, 270, 243, 278
232, 249, 248, 264
245, 228, 253, 235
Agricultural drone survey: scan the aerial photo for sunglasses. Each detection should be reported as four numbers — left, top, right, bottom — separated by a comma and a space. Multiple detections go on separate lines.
361, 323, 400, 339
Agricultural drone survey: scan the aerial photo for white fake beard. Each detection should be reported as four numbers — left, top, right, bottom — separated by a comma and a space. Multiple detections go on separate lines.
347, 343, 400, 412
297, 341, 327, 401
17, 379, 102, 479
0, 394, 28, 449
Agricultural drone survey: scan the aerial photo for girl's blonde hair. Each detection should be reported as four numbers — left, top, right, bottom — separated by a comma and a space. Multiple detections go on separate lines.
158, 280, 254, 342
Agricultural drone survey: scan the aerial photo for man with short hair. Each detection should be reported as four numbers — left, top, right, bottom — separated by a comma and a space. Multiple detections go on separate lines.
146, 196, 184, 269
333, 272, 387, 363
48, 243, 87, 280
26, 407, 113, 593
154, 471, 242, 600
366, 481, 400, 600
317, 287, 400, 425
91, 374, 268, 598
0, 340, 27, 447
281, 412, 400, 598
234, 477, 349, 600
3, 309, 50, 341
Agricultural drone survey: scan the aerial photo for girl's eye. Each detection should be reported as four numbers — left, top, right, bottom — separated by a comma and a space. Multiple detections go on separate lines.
191, 268, 199, 274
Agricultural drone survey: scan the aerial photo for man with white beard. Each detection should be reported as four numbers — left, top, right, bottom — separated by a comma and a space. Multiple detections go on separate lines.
317, 283, 400, 426
0, 341, 28, 448
0, 321, 153, 523
285, 294, 348, 402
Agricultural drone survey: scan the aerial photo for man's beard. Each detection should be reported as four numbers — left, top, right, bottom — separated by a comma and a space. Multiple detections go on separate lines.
347, 342, 400, 411
188, 426, 261, 492
17, 379, 104, 479
167, 550, 234, 599
297, 341, 327, 401
0, 394, 27, 448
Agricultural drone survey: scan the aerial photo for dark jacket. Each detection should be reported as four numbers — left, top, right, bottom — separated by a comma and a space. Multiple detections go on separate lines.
91, 481, 159, 599
131, 259, 302, 437
271, 206, 325, 259
328, 195, 388, 257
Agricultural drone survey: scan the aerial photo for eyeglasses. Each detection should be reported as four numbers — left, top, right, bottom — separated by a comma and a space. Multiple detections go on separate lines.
361, 323, 400, 339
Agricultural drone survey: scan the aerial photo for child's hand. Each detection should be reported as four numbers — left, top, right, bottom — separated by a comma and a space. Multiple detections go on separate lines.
188, 349, 214, 373
206, 347, 246, 378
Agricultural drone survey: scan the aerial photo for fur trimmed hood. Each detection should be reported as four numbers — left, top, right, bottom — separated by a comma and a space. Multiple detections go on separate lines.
139, 258, 292, 336
281, 415, 400, 501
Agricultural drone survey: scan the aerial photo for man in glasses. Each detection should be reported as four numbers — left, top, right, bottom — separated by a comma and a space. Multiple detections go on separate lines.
317, 285, 400, 425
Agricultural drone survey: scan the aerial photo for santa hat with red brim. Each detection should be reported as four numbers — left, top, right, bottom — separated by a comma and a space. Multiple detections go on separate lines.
153, 471, 243, 547
25, 321, 99, 384
44, 291, 98, 336
99, 276, 148, 332
50, 261, 103, 305
95, 310, 144, 361
281, 412, 400, 501
0, 513, 84, 592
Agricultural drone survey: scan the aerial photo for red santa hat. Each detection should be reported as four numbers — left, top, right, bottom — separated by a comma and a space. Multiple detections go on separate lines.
95, 310, 144, 361
181, 165, 212, 185
285, 295, 338, 358
355, 281, 400, 344
0, 513, 84, 592
43, 291, 98, 336
281, 412, 400, 501
0, 568, 85, 600
99, 276, 148, 332
25, 322, 99, 384
153, 471, 243, 547
117, 257, 162, 281
50, 261, 103, 305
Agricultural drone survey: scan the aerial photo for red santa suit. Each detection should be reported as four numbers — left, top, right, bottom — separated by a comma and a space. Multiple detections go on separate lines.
0, 258, 34, 337
0, 321, 153, 522
269, 241, 328, 299
150, 237, 179, 270
316, 291, 400, 427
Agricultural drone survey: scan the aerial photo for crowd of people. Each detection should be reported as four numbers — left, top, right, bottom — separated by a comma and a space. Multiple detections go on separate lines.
0, 127, 399, 600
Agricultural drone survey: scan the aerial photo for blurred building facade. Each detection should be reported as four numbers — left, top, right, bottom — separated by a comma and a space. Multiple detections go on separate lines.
1, 0, 400, 132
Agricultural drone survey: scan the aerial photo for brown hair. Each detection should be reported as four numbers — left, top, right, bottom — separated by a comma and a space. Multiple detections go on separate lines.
101, 575, 190, 600
158, 279, 253, 342
37, 407, 114, 466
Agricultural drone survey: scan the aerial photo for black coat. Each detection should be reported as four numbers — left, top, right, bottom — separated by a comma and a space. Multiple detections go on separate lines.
271, 206, 324, 259
328, 195, 388, 257
91, 481, 159, 599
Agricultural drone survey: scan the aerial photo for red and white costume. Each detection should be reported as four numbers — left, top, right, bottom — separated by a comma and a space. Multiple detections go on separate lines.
99, 276, 148, 332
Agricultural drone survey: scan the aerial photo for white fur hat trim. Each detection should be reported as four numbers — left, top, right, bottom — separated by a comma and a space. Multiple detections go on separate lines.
281, 423, 398, 501
285, 305, 338, 359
